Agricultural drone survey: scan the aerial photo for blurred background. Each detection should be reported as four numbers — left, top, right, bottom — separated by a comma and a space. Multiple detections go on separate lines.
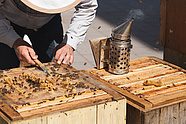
62, 0, 163, 70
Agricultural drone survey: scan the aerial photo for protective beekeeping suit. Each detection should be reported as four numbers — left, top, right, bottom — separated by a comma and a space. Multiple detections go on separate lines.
0, 0, 98, 69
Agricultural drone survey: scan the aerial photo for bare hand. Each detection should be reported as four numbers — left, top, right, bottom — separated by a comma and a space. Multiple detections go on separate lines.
12, 38, 38, 65
54, 43, 74, 65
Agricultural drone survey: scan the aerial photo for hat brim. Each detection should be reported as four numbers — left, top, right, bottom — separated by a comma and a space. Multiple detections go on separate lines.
21, 0, 82, 14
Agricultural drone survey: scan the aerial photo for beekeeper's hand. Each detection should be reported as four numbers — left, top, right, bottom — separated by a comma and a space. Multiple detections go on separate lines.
54, 43, 74, 65
12, 38, 38, 65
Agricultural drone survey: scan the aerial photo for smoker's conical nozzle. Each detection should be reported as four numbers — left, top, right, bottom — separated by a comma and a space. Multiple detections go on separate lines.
112, 18, 134, 40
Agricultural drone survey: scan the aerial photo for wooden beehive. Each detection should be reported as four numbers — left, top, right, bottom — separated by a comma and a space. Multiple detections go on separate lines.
83, 56, 186, 124
0, 63, 126, 124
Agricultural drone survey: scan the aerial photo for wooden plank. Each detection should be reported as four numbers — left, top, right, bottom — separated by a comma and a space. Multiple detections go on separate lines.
68, 67, 124, 100
179, 102, 186, 124
159, 0, 167, 46
142, 100, 186, 124
19, 94, 113, 119
170, 102, 186, 124
149, 56, 186, 73
111, 68, 178, 87
85, 68, 110, 76
102, 64, 166, 80
131, 64, 164, 72
146, 89, 186, 106
11, 99, 127, 124
85, 57, 155, 74
168, 103, 174, 123
131, 78, 186, 95
127, 72, 185, 92
82, 70, 152, 109
143, 109, 160, 124
126, 103, 142, 124
104, 65, 175, 85
129, 57, 151, 66
130, 61, 158, 71
13, 116, 46, 124
0, 100, 22, 121
144, 105, 174, 124
97, 99, 126, 124
172, 104, 179, 124
0, 113, 9, 124
78, 71, 123, 100
142, 83, 186, 98
16, 90, 106, 113
47, 106, 96, 124
159, 106, 169, 124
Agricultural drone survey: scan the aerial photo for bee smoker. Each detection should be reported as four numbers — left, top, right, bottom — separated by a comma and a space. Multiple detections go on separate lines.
108, 19, 133, 74
89, 19, 133, 75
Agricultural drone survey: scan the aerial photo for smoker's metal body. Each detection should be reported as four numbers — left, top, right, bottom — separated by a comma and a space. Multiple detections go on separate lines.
108, 39, 132, 74
108, 19, 133, 74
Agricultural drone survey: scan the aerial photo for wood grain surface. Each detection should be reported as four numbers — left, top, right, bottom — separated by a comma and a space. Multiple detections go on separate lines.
0, 62, 123, 121
83, 56, 186, 110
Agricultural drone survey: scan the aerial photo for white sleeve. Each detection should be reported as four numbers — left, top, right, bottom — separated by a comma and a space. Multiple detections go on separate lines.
0, 1, 20, 48
63, 0, 98, 50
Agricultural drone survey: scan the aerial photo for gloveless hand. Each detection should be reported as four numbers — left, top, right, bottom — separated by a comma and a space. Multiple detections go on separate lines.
12, 38, 38, 65
54, 43, 74, 65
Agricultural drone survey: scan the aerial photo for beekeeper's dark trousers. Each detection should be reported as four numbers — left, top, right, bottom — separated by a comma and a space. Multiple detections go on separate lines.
0, 14, 63, 70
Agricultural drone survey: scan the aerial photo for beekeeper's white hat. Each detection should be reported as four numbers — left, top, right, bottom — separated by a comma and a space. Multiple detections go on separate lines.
21, 0, 82, 14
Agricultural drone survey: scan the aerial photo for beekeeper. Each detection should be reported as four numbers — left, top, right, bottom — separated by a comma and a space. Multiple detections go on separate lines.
0, 0, 98, 69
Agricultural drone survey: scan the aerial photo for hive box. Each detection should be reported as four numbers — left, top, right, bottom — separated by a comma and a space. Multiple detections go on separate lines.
0, 63, 126, 124
83, 56, 186, 124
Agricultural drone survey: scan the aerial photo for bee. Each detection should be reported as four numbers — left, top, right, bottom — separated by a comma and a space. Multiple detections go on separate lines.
54, 88, 58, 91
98, 26, 101, 29
78, 92, 82, 95
26, 96, 30, 99
64, 113, 68, 116
49, 97, 55, 101
26, 102, 31, 105
24, 86, 28, 89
